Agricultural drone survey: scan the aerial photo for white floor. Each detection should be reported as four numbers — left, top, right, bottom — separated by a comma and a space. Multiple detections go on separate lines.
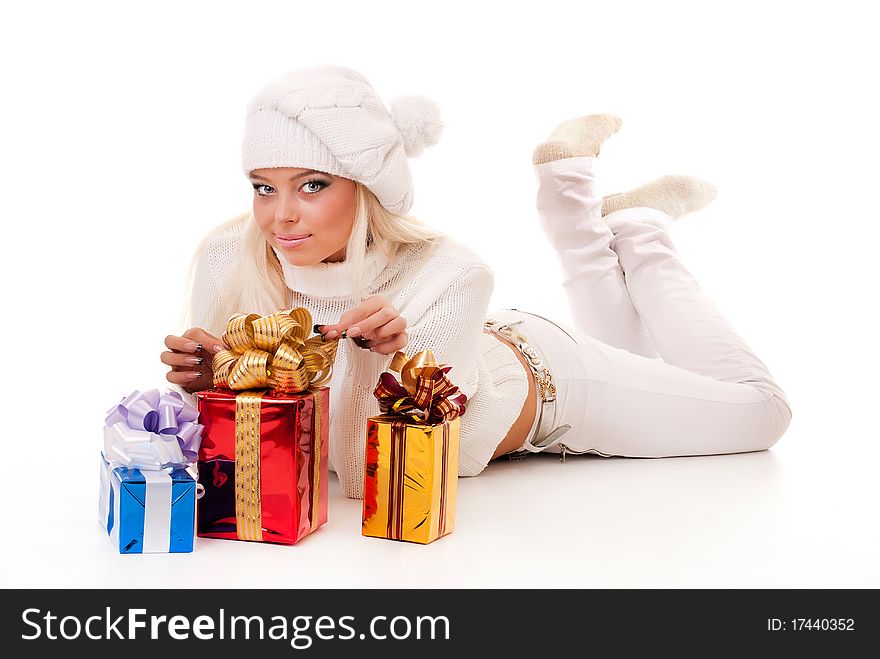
6, 425, 876, 589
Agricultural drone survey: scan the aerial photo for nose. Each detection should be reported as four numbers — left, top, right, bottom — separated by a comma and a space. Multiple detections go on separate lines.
274, 193, 300, 223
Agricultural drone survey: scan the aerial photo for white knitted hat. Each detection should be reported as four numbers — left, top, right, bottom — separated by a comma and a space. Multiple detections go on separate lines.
241, 64, 444, 215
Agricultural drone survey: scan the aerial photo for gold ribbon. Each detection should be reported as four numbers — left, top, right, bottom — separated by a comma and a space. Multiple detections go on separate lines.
389, 350, 436, 399
374, 350, 468, 424
311, 391, 323, 533
212, 307, 338, 394
235, 391, 263, 541
212, 307, 338, 541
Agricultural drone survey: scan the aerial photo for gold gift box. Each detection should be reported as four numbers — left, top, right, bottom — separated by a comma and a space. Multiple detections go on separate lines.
362, 413, 459, 544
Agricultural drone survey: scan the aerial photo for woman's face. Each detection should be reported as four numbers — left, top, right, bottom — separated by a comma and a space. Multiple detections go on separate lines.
249, 167, 357, 265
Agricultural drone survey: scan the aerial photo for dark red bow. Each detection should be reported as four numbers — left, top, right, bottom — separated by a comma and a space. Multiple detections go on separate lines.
372, 350, 468, 424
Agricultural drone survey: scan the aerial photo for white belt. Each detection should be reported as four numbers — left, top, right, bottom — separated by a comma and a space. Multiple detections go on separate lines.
483, 312, 572, 460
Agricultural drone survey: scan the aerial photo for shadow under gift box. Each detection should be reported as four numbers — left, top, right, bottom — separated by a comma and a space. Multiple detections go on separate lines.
98, 453, 196, 553
362, 414, 459, 544
195, 387, 329, 545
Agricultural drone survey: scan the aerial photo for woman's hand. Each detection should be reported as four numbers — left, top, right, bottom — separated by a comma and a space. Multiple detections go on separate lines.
162, 328, 230, 393
317, 295, 408, 356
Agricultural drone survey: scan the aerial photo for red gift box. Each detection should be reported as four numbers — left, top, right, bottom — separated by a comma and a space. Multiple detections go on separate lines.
195, 386, 329, 545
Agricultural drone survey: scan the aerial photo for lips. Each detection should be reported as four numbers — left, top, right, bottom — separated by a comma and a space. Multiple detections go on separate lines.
276, 233, 312, 240
275, 233, 312, 249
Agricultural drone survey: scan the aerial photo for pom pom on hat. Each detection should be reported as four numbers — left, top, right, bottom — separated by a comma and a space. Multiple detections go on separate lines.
390, 94, 445, 158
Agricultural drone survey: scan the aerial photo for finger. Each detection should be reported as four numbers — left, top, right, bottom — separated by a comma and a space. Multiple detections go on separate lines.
161, 350, 206, 368
165, 369, 207, 386
368, 331, 408, 355
165, 334, 202, 353
314, 324, 337, 340
344, 306, 399, 338
363, 315, 407, 341
320, 297, 386, 337
180, 328, 229, 353
368, 340, 399, 356
166, 329, 229, 354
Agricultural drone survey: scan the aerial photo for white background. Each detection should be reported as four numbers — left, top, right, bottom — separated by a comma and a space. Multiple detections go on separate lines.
1, 0, 877, 588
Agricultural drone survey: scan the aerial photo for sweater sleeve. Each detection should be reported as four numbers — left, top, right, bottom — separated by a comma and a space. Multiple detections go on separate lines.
169, 233, 227, 411
329, 263, 494, 500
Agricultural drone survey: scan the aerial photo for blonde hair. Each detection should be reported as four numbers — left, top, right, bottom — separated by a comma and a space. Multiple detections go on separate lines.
181, 181, 446, 337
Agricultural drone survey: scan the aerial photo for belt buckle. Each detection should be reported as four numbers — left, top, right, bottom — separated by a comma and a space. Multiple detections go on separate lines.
485, 317, 557, 403
534, 367, 556, 403
520, 342, 558, 403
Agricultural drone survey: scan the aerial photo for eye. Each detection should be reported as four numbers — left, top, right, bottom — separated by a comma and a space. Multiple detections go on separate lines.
302, 178, 329, 194
251, 179, 329, 196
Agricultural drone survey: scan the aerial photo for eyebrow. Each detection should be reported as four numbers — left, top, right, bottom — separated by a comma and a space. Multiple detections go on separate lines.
249, 169, 325, 182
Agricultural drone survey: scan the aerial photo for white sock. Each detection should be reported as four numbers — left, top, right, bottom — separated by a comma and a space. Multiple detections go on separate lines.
533, 113, 623, 165
602, 175, 718, 220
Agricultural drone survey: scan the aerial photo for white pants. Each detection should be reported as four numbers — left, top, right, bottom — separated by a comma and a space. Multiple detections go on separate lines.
504, 156, 793, 458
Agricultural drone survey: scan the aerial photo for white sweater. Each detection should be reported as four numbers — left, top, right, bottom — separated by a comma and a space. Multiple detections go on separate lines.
177, 218, 529, 499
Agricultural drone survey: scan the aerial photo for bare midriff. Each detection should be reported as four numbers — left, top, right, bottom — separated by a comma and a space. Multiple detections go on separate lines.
486, 329, 538, 459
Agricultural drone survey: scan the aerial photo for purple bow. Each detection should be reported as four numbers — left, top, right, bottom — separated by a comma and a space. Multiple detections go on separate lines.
103, 389, 203, 469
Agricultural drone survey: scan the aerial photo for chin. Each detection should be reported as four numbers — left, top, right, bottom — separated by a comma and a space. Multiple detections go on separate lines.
279, 251, 323, 267
274, 238, 344, 265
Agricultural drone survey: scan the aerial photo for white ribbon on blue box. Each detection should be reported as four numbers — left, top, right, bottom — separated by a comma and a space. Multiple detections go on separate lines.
98, 389, 203, 554
99, 452, 197, 553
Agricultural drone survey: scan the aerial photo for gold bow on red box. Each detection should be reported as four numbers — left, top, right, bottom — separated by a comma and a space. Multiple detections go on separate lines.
197, 307, 338, 544
212, 307, 339, 394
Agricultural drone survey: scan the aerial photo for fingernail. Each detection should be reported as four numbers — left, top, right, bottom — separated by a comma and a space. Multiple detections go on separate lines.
185, 341, 199, 352
313, 323, 322, 334
213, 344, 225, 353
348, 326, 361, 337
188, 371, 202, 380
186, 356, 203, 365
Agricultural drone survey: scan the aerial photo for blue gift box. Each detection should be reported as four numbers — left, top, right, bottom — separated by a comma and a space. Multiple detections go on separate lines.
98, 453, 196, 553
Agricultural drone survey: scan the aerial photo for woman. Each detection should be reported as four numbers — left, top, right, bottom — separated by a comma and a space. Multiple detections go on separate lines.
161, 65, 793, 500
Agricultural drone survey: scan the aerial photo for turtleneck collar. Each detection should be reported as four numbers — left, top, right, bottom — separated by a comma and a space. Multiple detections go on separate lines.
272, 240, 391, 299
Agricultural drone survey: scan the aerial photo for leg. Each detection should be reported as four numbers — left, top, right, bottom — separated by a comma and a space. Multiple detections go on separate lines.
483, 309, 792, 459
535, 155, 660, 358
533, 113, 718, 359
551, 325, 793, 457
527, 113, 791, 457
604, 206, 791, 409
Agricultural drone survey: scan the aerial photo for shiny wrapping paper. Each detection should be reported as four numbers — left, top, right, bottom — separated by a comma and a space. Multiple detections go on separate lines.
195, 387, 329, 545
363, 414, 460, 544
99, 453, 196, 554
99, 388, 202, 554
193, 306, 339, 546
362, 349, 467, 545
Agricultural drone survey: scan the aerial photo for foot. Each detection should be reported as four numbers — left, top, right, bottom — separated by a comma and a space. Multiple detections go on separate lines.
532, 113, 623, 165
601, 175, 718, 220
